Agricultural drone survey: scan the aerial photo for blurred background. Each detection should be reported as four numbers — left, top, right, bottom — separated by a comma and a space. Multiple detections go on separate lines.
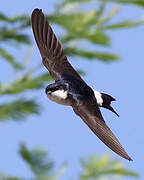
0, 0, 144, 180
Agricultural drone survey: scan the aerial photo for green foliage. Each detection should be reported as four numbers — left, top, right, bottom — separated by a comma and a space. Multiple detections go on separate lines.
0, 28, 30, 44
0, 0, 144, 126
80, 154, 139, 179
102, 0, 144, 7
61, 31, 110, 46
0, 174, 23, 180
0, 145, 138, 180
0, 11, 30, 70
20, 144, 54, 177
0, 12, 29, 24
65, 47, 120, 61
0, 75, 44, 95
0, 0, 142, 179
0, 99, 40, 122
63, 0, 91, 3
0, 47, 23, 69
106, 20, 144, 30
48, 0, 144, 62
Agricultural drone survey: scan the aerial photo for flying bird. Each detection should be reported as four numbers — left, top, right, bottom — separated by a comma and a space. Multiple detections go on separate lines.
31, 8, 132, 161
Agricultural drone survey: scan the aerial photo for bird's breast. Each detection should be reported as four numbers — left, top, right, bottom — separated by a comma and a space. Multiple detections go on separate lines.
46, 89, 71, 106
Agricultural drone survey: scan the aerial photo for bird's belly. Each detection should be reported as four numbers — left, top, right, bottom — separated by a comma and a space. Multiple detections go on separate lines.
47, 89, 71, 106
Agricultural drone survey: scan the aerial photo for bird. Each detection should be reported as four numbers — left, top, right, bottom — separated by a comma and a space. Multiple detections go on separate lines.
31, 8, 132, 161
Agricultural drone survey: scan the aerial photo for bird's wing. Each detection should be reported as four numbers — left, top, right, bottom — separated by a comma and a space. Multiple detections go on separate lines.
72, 97, 132, 161
31, 8, 84, 81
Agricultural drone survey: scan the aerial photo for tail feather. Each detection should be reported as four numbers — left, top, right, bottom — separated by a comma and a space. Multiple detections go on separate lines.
101, 93, 119, 117
105, 104, 119, 117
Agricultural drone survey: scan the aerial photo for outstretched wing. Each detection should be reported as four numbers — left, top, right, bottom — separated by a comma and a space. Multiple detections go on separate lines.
72, 97, 132, 161
31, 8, 83, 81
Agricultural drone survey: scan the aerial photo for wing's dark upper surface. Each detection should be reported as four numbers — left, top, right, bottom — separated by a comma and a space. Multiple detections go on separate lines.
31, 8, 84, 81
72, 96, 132, 161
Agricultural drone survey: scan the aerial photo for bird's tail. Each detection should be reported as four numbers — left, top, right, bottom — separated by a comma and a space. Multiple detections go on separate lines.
101, 93, 119, 117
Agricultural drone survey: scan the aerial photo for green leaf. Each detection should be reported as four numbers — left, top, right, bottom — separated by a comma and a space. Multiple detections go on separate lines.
36, 73, 53, 82
96, 6, 121, 27
0, 75, 44, 95
0, 99, 40, 122
0, 172, 24, 180
65, 47, 120, 61
63, 0, 91, 3
0, 173, 24, 180
0, 47, 23, 69
50, 11, 110, 46
49, 11, 97, 33
82, 31, 110, 45
19, 144, 54, 177
80, 154, 139, 180
61, 31, 110, 46
0, 12, 29, 23
101, 0, 144, 7
0, 28, 30, 44
102, 168, 139, 177
49, 13, 86, 33
106, 20, 144, 29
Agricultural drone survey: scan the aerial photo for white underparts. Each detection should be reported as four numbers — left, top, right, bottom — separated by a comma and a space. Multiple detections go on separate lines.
47, 88, 103, 107
47, 89, 70, 105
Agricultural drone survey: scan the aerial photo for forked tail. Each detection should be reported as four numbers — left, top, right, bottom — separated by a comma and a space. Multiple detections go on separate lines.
101, 93, 119, 117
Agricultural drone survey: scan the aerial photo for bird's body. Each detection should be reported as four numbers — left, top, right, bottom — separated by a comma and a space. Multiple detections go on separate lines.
46, 88, 102, 107
46, 75, 94, 104
31, 8, 132, 161
46, 82, 119, 116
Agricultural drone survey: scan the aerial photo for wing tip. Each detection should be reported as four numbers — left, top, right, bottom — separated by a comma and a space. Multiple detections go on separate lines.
127, 156, 133, 161
31, 8, 43, 23
122, 152, 133, 161
32, 8, 42, 14
32, 8, 43, 19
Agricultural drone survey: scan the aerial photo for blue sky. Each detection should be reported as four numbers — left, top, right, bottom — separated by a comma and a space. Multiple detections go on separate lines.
0, 1, 144, 180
